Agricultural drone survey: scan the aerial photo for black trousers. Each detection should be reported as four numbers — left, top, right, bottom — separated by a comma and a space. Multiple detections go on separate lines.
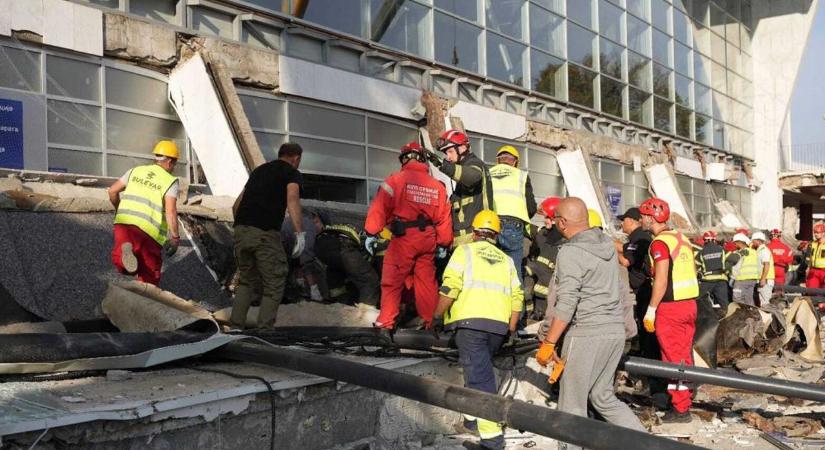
315, 234, 380, 306
699, 280, 730, 309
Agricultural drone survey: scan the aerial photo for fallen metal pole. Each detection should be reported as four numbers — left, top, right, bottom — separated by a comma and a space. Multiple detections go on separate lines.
217, 341, 703, 450
775, 284, 825, 297
621, 356, 825, 403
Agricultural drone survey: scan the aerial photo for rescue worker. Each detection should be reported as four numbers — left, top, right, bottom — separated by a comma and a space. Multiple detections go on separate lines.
365, 142, 452, 330
230, 142, 305, 329
282, 210, 323, 301
767, 229, 793, 286
425, 130, 494, 248
108, 140, 181, 286
524, 196, 564, 320
640, 197, 698, 423
697, 230, 730, 309
535, 198, 646, 448
433, 210, 523, 450
724, 233, 759, 306
315, 219, 380, 306
368, 227, 393, 278
751, 231, 775, 306
806, 223, 825, 288
489, 145, 537, 280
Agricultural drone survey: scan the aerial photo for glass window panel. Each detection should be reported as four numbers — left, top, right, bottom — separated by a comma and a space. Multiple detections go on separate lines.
242, 22, 281, 51
47, 100, 101, 148
674, 41, 691, 75
527, 148, 559, 174
674, 73, 691, 107
106, 68, 174, 116
371, 0, 431, 57
106, 109, 185, 156
726, 43, 741, 73
652, 29, 671, 66
711, 30, 726, 63
530, 6, 565, 57
600, 38, 624, 80
741, 0, 752, 29
486, 34, 526, 86
130, 0, 177, 24
0, 47, 41, 92
628, 51, 651, 90
676, 105, 691, 138
81, 0, 119, 7
694, 52, 711, 85
711, 61, 726, 93
106, 153, 155, 178
530, 49, 564, 98
636, 186, 651, 202
599, 0, 623, 44
46, 56, 100, 101
483, 139, 516, 164
601, 161, 623, 182
691, 0, 709, 25
435, 0, 479, 22
435, 12, 481, 72
368, 147, 400, 179
712, 90, 725, 120
486, 0, 525, 39
741, 24, 751, 55
693, 24, 711, 55
191, 7, 234, 38
695, 83, 712, 115
713, 121, 725, 149
677, 175, 692, 193
568, 64, 597, 108
651, 0, 670, 32
628, 86, 651, 125
709, 2, 726, 34
726, 21, 740, 47
627, 0, 649, 21
303, 173, 367, 204
368, 118, 417, 149
652, 62, 671, 98
627, 15, 651, 56
292, 136, 366, 176
567, 0, 594, 28
530, 172, 565, 197
289, 102, 365, 142
254, 132, 287, 161
600, 76, 624, 118
673, 8, 689, 43
653, 97, 672, 132
302, 0, 363, 37
532, 0, 564, 15
48, 148, 101, 175
567, 23, 596, 68
241, 0, 286, 13
239, 95, 286, 130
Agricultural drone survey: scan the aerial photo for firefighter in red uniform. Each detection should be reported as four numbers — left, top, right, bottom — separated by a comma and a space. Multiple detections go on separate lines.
365, 142, 453, 330
767, 229, 792, 286
640, 197, 699, 423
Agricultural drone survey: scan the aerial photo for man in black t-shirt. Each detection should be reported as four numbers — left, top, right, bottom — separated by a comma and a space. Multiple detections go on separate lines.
230, 143, 304, 329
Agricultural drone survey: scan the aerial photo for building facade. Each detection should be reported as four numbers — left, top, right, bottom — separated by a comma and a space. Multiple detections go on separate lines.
0, 0, 819, 229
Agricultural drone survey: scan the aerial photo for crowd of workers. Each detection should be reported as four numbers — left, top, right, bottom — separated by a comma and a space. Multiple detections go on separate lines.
106, 136, 821, 450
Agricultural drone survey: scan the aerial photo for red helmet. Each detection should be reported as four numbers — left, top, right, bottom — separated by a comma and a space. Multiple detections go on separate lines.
437, 129, 470, 152
639, 197, 670, 223
702, 230, 718, 241
399, 141, 425, 163
735, 227, 750, 236
540, 196, 562, 218
770, 229, 781, 237
814, 223, 825, 234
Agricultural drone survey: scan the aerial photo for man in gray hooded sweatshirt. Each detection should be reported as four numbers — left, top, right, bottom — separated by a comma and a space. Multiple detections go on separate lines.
535, 198, 645, 449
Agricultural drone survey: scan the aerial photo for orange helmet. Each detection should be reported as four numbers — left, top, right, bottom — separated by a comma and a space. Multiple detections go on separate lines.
540, 196, 562, 218
639, 198, 670, 223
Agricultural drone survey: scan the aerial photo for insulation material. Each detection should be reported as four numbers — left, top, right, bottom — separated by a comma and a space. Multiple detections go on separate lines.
169, 52, 248, 198
0, 190, 113, 212
213, 301, 380, 328
9, 0, 44, 37
280, 55, 420, 120
706, 162, 727, 181
7, 0, 102, 56
645, 163, 696, 232
102, 282, 215, 333
209, 63, 266, 170
674, 156, 704, 179
714, 200, 750, 230
447, 101, 526, 140
782, 298, 823, 362
555, 148, 609, 226
0, 0, 10, 37
420, 91, 451, 149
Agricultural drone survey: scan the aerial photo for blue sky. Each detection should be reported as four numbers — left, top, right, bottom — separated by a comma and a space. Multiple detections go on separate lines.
791, 3, 825, 146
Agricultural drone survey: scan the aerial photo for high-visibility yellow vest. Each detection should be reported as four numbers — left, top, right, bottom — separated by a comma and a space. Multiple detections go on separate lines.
756, 244, 776, 280
114, 164, 177, 245
733, 248, 760, 281
811, 242, 825, 269
648, 230, 700, 301
441, 240, 524, 334
490, 163, 529, 223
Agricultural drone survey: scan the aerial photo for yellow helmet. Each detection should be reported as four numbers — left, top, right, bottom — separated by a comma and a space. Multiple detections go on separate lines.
472, 210, 501, 234
379, 227, 392, 240
496, 145, 520, 161
587, 209, 603, 228
153, 140, 180, 159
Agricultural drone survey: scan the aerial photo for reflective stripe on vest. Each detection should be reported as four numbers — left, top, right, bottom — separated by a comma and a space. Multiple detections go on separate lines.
324, 224, 361, 245
734, 248, 760, 281
114, 164, 177, 245
648, 230, 700, 301
756, 244, 776, 280
812, 242, 825, 269
699, 244, 727, 281
490, 163, 529, 222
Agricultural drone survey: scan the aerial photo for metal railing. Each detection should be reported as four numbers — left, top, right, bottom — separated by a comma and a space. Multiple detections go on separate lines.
781, 142, 825, 173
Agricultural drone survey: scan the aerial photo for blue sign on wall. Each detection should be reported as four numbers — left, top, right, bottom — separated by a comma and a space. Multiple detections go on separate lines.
606, 185, 622, 217
0, 99, 24, 169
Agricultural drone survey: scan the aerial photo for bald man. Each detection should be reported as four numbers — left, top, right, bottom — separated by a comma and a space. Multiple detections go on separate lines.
535, 198, 645, 449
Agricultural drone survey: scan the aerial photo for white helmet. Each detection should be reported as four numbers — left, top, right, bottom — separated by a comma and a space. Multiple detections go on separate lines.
733, 233, 750, 245
751, 231, 767, 242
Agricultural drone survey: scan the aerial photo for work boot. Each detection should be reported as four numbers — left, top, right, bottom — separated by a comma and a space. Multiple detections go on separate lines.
479, 435, 505, 450
661, 409, 692, 423
120, 242, 138, 275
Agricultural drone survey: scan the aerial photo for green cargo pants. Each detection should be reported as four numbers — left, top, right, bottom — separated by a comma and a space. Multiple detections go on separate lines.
230, 224, 288, 328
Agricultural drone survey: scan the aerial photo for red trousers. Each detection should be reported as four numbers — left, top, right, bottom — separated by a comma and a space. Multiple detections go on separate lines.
655, 299, 697, 413
774, 266, 786, 286
112, 224, 163, 285
375, 229, 437, 329
807, 268, 825, 288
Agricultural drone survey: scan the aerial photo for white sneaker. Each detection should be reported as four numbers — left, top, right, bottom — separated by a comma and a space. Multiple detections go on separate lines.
120, 242, 138, 274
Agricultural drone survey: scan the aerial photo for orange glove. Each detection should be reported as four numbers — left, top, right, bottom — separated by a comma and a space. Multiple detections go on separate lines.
535, 342, 556, 367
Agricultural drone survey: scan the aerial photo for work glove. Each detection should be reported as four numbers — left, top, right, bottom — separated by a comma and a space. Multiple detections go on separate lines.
643, 306, 657, 333
430, 316, 445, 337
424, 149, 443, 167
505, 332, 518, 348
535, 341, 556, 367
364, 235, 378, 256
292, 231, 306, 258
436, 246, 448, 260
163, 236, 180, 257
